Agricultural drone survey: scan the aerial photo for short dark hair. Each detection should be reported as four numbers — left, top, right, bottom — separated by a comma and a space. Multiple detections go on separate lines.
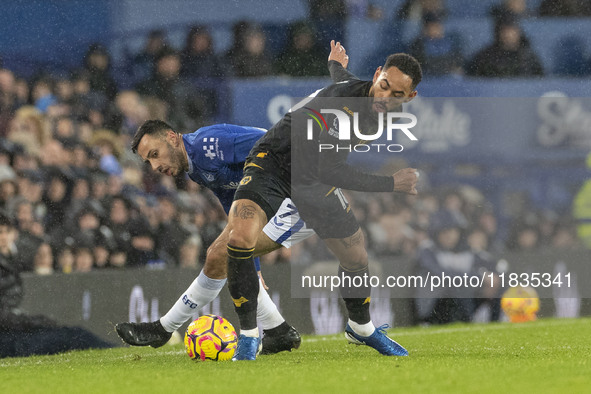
383, 53, 423, 90
131, 119, 175, 154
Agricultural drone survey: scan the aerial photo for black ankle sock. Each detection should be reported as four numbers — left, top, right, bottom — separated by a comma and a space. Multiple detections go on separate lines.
339, 265, 371, 324
263, 321, 290, 335
227, 244, 259, 330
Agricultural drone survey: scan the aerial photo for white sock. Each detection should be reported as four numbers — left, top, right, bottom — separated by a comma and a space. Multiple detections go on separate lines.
160, 270, 226, 332
256, 278, 285, 330
348, 319, 375, 337
241, 328, 259, 338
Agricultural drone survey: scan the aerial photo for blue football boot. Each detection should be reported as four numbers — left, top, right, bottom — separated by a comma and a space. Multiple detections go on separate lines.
345, 324, 409, 356
232, 335, 262, 361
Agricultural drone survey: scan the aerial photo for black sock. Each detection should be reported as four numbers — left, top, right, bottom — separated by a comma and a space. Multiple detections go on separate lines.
227, 244, 259, 330
339, 265, 371, 324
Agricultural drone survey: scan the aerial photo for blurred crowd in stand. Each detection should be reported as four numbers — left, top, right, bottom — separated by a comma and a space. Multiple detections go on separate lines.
0, 0, 587, 328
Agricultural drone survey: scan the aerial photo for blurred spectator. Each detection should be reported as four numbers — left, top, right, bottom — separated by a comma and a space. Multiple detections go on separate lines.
0, 166, 17, 210
474, 207, 502, 253
180, 25, 223, 80
7, 106, 49, 159
69, 69, 108, 123
226, 24, 274, 77
414, 210, 500, 324
466, 17, 544, 77
106, 195, 132, 254
179, 25, 222, 123
397, 0, 446, 21
113, 90, 149, 139
54, 76, 75, 109
68, 175, 92, 217
83, 43, 118, 101
491, 0, 530, 21
345, 0, 384, 20
15, 170, 45, 220
551, 220, 579, 248
136, 47, 211, 130
33, 242, 54, 275
178, 233, 202, 268
56, 245, 74, 274
11, 197, 44, 238
42, 168, 72, 231
308, 0, 348, 45
441, 190, 469, 230
506, 220, 540, 251
156, 192, 186, 265
90, 171, 110, 207
73, 243, 94, 273
132, 29, 169, 82
89, 129, 123, 176
71, 204, 102, 245
30, 75, 57, 114
11, 197, 45, 272
275, 21, 329, 77
127, 216, 163, 268
539, 0, 591, 16
408, 12, 463, 76
365, 199, 414, 257
13, 77, 29, 109
0, 69, 20, 137
69, 142, 92, 175
224, 20, 252, 69
53, 115, 76, 141
93, 234, 112, 269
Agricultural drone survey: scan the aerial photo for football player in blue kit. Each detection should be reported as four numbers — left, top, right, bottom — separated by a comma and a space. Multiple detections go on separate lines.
115, 41, 354, 355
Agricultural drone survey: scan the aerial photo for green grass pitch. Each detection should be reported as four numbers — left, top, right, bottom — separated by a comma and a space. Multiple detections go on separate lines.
1, 318, 589, 394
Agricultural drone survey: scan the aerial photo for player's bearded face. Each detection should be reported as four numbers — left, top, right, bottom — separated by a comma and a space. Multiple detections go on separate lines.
369, 66, 416, 112
137, 132, 186, 177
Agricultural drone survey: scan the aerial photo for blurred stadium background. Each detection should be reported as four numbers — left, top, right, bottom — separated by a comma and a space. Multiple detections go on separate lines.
1, 0, 590, 341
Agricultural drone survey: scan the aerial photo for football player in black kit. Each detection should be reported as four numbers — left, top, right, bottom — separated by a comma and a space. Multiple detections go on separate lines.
228, 40, 422, 360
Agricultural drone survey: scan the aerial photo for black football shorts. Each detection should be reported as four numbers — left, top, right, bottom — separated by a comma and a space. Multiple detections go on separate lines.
234, 162, 359, 240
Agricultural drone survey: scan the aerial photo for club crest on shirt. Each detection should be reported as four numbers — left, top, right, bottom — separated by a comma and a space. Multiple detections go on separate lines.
202, 172, 215, 182
239, 176, 252, 185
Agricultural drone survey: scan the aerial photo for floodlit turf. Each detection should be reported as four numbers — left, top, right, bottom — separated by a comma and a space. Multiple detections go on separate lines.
1, 318, 589, 394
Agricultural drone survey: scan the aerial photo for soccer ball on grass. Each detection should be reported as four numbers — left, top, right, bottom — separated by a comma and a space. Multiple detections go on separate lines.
501, 286, 540, 323
184, 314, 238, 361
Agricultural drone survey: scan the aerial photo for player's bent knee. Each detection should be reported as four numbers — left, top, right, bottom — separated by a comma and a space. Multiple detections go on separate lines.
227, 228, 257, 249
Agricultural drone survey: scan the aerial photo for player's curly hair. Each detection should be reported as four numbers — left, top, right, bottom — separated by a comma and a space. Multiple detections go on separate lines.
131, 119, 175, 154
384, 53, 423, 90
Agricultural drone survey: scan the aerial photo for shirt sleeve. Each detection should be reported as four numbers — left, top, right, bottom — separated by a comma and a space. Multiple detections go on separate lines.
317, 143, 395, 192
216, 188, 236, 215
328, 60, 359, 83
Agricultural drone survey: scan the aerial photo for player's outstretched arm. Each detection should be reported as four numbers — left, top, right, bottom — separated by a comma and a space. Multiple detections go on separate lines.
392, 168, 419, 195
328, 40, 359, 83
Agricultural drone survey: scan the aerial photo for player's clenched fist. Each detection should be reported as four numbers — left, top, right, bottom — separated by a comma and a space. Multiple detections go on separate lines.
392, 168, 419, 195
